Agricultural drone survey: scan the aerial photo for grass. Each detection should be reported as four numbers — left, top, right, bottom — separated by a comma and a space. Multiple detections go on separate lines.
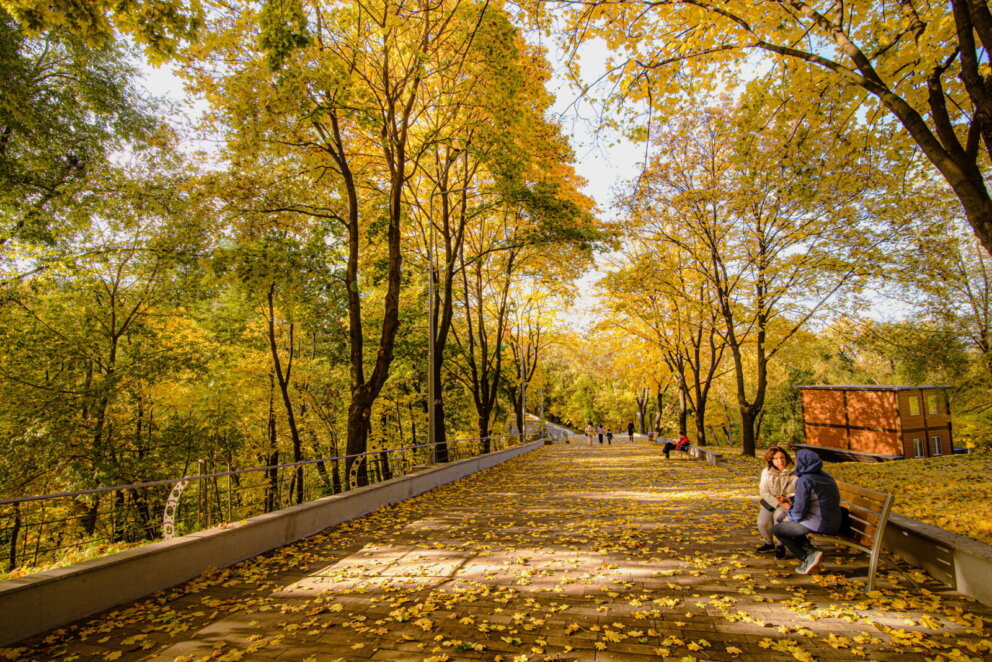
829, 451, 992, 547
705, 443, 992, 547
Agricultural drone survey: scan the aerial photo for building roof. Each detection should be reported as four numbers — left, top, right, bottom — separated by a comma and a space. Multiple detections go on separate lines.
793, 385, 951, 391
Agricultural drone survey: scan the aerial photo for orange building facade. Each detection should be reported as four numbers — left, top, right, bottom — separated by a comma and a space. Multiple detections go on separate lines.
796, 385, 953, 459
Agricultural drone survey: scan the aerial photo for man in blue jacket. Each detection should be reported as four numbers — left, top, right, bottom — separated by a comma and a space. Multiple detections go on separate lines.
772, 449, 841, 574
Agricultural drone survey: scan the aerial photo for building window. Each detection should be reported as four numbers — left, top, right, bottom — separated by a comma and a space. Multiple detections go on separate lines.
913, 438, 924, 458
926, 393, 940, 415
908, 395, 920, 416
931, 436, 943, 456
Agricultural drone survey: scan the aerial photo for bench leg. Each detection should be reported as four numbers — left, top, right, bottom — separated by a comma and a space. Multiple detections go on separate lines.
867, 546, 881, 592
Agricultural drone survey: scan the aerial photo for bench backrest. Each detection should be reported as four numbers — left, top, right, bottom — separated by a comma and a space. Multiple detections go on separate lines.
835, 480, 895, 549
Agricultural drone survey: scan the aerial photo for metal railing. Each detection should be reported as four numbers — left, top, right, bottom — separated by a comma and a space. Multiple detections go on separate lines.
0, 432, 543, 575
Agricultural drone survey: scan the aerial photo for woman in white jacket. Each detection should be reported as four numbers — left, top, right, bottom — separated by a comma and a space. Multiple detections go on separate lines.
757, 446, 797, 557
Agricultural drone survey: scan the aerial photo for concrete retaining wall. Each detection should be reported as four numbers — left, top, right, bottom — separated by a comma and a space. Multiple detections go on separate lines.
883, 512, 992, 606
0, 441, 543, 646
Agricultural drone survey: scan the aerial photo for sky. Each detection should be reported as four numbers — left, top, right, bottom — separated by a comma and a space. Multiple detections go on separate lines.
542, 39, 643, 329
545, 40, 643, 220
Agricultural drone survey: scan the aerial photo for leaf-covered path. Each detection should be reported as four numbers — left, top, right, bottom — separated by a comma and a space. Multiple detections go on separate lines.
7, 441, 992, 661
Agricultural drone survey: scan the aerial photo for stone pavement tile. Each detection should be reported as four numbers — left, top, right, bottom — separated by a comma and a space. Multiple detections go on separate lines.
8, 443, 992, 661
591, 650, 661, 661
370, 649, 436, 660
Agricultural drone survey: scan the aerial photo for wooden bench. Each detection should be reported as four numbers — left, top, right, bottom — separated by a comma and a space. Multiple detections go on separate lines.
809, 480, 895, 592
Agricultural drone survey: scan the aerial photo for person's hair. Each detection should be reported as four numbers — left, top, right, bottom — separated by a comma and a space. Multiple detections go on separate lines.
764, 446, 793, 469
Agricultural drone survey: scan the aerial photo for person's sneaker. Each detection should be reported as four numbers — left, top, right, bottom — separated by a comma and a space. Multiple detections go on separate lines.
774, 545, 786, 559
796, 550, 824, 575
756, 543, 775, 552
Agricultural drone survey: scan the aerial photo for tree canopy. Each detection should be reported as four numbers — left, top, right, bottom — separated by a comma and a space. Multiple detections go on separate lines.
1, 0, 991, 579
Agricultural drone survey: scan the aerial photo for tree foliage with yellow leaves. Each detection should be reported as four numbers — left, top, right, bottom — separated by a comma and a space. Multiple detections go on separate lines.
599, 239, 726, 445
610, 80, 914, 455
531, 0, 992, 260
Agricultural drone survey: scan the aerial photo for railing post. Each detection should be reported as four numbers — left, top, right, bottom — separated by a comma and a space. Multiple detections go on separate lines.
198, 460, 206, 529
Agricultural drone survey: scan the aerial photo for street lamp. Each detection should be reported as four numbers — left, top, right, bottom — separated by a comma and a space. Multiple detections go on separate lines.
519, 338, 525, 437
428, 220, 436, 462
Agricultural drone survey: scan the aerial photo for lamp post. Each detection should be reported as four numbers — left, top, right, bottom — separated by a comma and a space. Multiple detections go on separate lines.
428, 217, 436, 462
519, 339, 525, 438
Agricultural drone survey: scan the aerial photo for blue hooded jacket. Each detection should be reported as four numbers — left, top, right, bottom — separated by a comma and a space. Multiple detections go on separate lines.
786, 449, 841, 534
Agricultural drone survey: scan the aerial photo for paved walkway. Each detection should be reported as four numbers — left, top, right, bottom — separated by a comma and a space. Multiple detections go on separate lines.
6, 441, 992, 661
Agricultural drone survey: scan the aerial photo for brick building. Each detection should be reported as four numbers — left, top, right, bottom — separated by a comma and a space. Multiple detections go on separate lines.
795, 385, 953, 460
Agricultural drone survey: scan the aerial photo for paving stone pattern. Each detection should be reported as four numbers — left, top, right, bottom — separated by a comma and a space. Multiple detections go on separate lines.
5, 441, 992, 661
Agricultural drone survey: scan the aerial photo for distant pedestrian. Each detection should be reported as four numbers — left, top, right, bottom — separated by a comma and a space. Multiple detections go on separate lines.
606, 429, 613, 445
626, 422, 635, 442
597, 424, 605, 444
584, 423, 595, 444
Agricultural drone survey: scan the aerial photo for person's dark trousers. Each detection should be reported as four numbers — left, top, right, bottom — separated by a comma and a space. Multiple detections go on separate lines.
598, 434, 604, 444
663, 442, 674, 459
772, 520, 817, 560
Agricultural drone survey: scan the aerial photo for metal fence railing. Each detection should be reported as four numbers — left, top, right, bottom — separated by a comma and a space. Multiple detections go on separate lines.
0, 432, 545, 575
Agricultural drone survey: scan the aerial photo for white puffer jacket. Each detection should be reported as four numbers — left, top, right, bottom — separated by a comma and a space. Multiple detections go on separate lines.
759, 465, 797, 505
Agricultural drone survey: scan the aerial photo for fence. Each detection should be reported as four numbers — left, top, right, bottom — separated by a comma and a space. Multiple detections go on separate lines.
0, 432, 541, 574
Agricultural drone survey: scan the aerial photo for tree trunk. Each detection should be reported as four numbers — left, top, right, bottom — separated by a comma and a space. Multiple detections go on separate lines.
740, 407, 758, 458
431, 359, 449, 463
636, 387, 648, 434
346, 394, 372, 487
7, 502, 20, 571
265, 372, 279, 512
478, 412, 491, 453
267, 284, 304, 504
677, 382, 689, 435
654, 386, 664, 432
693, 400, 708, 447
82, 497, 99, 537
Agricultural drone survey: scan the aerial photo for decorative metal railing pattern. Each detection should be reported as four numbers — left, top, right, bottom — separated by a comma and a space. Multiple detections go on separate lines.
0, 432, 542, 574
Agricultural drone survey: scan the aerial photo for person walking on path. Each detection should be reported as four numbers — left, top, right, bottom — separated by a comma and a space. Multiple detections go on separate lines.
597, 424, 605, 445
772, 449, 842, 574
756, 446, 796, 558
584, 423, 595, 445
606, 429, 613, 445
626, 422, 635, 442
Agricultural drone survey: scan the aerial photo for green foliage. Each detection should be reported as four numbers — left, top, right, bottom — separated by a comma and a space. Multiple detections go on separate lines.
0, 11, 157, 245
258, 0, 311, 70
1, 0, 201, 62
503, 180, 606, 252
